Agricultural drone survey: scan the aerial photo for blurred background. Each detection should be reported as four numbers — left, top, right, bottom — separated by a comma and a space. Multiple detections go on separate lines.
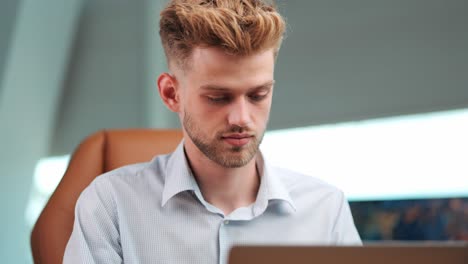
0, 0, 467, 262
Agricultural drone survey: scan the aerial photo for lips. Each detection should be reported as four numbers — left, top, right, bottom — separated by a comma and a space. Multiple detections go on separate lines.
221, 134, 253, 147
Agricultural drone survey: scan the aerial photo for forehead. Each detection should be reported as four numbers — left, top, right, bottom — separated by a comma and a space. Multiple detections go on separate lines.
180, 47, 276, 91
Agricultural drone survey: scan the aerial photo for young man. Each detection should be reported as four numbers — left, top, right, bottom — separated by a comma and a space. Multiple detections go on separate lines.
64, 0, 361, 263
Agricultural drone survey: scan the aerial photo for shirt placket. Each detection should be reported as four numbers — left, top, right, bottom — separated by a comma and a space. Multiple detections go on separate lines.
218, 218, 232, 264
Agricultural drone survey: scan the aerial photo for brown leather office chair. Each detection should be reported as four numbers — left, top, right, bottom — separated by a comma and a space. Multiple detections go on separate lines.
30, 129, 183, 264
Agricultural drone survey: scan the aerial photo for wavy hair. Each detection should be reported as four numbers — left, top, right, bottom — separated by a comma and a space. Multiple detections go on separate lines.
159, 0, 286, 69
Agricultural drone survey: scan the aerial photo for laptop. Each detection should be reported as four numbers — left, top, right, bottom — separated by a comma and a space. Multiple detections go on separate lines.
228, 244, 468, 264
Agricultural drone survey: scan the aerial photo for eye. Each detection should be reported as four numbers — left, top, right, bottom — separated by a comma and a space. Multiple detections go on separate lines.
248, 92, 268, 102
206, 95, 231, 104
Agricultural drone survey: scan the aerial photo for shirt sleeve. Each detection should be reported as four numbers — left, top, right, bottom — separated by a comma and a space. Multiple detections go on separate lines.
63, 178, 123, 263
332, 191, 363, 245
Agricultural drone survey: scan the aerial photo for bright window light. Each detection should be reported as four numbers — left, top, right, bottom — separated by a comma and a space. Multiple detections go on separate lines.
261, 108, 468, 201
33, 155, 70, 195
25, 155, 70, 227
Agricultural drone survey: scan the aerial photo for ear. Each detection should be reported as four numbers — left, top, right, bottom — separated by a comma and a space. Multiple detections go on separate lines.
157, 73, 180, 113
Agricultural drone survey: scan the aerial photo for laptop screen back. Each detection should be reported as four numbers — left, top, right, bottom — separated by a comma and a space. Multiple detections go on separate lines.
228, 245, 468, 264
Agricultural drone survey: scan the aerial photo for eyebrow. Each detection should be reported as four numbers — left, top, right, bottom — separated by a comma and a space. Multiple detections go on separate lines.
199, 80, 275, 92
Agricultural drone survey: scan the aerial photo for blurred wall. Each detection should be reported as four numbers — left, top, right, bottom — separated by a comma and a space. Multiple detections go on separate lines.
272, 0, 468, 129
0, 0, 19, 90
51, 0, 148, 155
50, 0, 178, 155
0, 0, 83, 263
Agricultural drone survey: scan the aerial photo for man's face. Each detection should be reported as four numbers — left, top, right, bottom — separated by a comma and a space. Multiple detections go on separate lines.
175, 47, 275, 168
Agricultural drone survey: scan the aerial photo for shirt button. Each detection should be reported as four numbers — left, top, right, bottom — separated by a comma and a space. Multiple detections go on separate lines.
224, 220, 229, 225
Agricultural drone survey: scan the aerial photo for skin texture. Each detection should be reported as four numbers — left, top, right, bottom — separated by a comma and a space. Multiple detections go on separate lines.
158, 46, 275, 215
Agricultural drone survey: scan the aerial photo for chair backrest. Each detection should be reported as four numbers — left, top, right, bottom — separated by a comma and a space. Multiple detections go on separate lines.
30, 129, 183, 264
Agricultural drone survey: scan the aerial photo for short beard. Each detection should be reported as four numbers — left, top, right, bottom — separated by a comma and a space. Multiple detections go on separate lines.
183, 111, 263, 168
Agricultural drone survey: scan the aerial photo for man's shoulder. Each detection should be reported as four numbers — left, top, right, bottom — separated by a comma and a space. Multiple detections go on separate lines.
89, 153, 171, 194
95, 162, 150, 183
271, 166, 338, 188
270, 166, 344, 199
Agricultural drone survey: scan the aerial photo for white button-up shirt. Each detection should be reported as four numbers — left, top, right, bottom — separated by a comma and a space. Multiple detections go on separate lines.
64, 142, 361, 264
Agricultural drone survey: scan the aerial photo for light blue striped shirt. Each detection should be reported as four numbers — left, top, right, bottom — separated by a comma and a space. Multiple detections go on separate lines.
64, 142, 361, 264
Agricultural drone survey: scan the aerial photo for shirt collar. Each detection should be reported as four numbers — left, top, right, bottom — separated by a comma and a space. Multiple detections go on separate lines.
160, 141, 297, 214
252, 152, 297, 216
161, 141, 199, 207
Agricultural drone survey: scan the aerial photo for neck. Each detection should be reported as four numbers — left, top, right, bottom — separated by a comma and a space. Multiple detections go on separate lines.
184, 140, 260, 216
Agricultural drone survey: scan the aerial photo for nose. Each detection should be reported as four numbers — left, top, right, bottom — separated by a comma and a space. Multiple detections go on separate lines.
227, 97, 252, 128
